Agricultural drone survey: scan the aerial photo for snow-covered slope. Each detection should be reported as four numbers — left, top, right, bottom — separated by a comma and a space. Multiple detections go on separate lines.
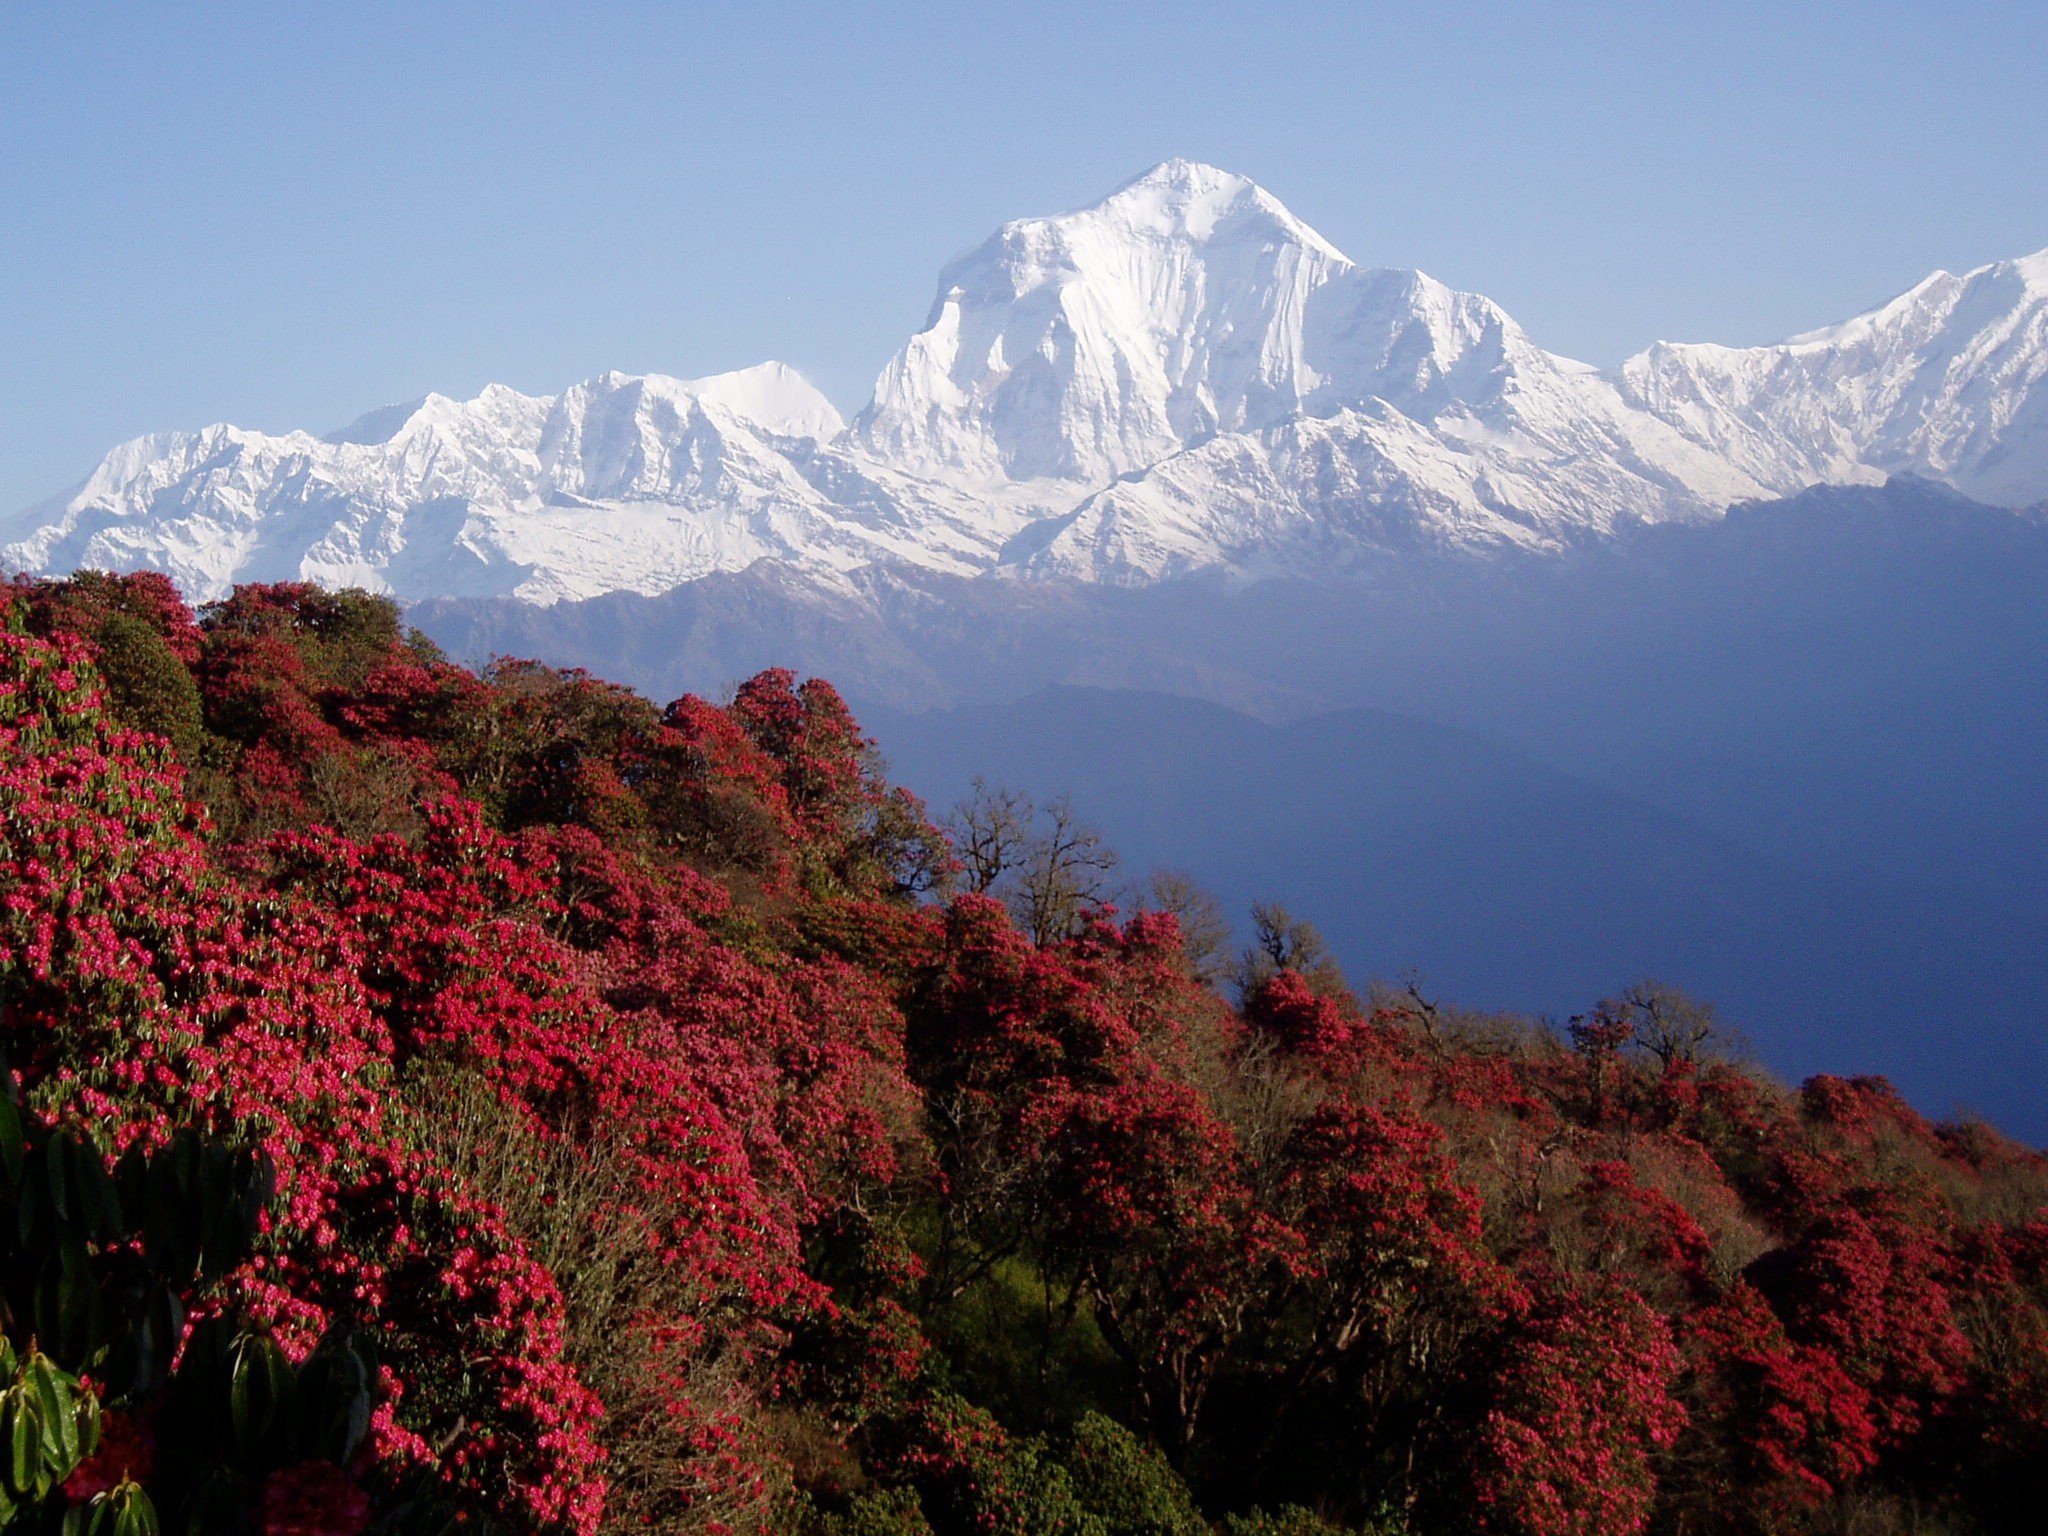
8, 163, 2047, 603
3, 366, 938, 605
855, 161, 1352, 485
1620, 249, 2048, 507
855, 160, 1768, 579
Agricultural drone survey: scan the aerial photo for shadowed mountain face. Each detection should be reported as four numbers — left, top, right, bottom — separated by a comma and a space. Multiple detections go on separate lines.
410, 479, 2048, 1140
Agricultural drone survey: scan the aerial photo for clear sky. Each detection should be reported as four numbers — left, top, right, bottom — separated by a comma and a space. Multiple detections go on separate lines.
4, 1, 2045, 511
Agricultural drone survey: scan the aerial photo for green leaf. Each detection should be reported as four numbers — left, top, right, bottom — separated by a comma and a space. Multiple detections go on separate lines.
142, 1135, 200, 1282
76, 1139, 123, 1243
112, 1482, 161, 1536
35, 1234, 103, 1369
35, 1364, 81, 1477
7, 1393, 39, 1495
45, 1126, 76, 1225
228, 1331, 295, 1462
177, 1467, 238, 1536
113, 1144, 148, 1230
195, 1142, 231, 1279
0, 1085, 24, 1194
74, 1383, 100, 1461
17, 1159, 52, 1252
298, 1328, 374, 1464
228, 1347, 255, 1448
122, 1280, 185, 1396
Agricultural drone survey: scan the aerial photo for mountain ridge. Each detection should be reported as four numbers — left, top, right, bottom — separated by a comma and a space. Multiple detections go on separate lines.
8, 160, 2047, 602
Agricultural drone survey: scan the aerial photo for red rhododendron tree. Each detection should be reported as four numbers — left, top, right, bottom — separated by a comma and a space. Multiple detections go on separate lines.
5, 574, 2046, 1536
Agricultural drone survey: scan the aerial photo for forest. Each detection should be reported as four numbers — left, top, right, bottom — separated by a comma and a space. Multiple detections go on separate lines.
0, 570, 2042, 1536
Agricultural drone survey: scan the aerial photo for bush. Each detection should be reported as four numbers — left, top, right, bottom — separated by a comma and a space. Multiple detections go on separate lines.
877, 1393, 1104, 1536
1065, 1414, 1207, 1536
828, 1487, 936, 1536
1223, 1509, 1353, 1536
0, 1086, 376, 1534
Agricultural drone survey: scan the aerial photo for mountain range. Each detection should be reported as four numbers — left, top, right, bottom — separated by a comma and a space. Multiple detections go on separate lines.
8, 159, 2046, 602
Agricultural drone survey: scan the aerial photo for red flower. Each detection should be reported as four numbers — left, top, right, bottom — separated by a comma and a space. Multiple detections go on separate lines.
262, 1462, 372, 1536
63, 1409, 155, 1502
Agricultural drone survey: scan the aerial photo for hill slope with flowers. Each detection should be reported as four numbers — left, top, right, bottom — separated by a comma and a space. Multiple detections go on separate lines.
0, 571, 2044, 1536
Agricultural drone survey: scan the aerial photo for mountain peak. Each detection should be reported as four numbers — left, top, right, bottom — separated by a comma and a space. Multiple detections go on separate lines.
323, 384, 549, 448
2007, 245, 2048, 291
1619, 241, 2048, 507
1119, 156, 1238, 188
1078, 159, 1346, 261
678, 361, 846, 442
326, 396, 434, 446
855, 163, 1356, 482
1114, 157, 1253, 204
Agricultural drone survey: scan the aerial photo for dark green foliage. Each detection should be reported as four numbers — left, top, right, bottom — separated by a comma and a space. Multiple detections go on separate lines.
449, 658, 661, 833
922, 1257, 1123, 1434
823, 1488, 934, 1536
877, 1393, 1104, 1536
0, 1339, 104, 1523
1221, 1510, 1357, 1536
149, 1319, 377, 1527
60, 1478, 158, 1536
198, 584, 410, 692
7, 573, 205, 763
0, 1107, 267, 1393
85, 615, 204, 762
1064, 1415, 1207, 1536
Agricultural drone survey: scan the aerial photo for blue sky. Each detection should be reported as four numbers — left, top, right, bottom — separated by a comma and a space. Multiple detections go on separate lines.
3, 1, 2045, 511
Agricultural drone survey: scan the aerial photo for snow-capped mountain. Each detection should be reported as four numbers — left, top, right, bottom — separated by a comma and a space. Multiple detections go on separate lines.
1620, 249, 2048, 507
7, 161, 2046, 603
857, 162, 1770, 582
854, 161, 1355, 485
4, 365, 950, 606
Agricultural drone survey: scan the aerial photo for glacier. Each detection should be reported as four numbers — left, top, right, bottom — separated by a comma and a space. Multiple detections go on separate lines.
6, 159, 2046, 603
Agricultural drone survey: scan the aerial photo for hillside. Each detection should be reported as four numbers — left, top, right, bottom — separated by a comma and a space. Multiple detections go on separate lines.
0, 573, 2043, 1536
410, 478, 2048, 1140
860, 685, 2034, 1136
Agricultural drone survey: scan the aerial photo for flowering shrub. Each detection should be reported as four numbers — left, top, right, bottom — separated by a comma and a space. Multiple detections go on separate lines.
1, 577, 2043, 1535
1470, 1281, 1685, 1536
